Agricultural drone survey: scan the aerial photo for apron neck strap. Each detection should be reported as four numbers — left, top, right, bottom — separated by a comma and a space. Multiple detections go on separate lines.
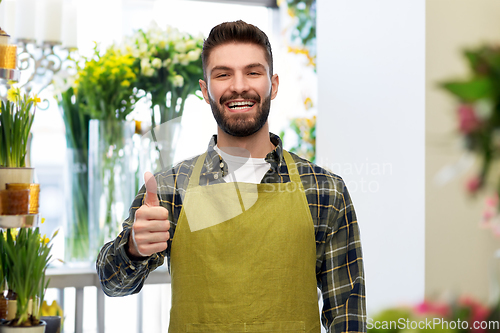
282, 150, 303, 189
188, 152, 208, 191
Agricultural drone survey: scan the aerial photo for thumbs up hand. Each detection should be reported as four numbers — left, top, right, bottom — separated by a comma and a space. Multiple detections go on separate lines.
128, 171, 170, 259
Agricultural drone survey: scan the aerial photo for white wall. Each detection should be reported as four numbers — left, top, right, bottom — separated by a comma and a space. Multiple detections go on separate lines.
316, 0, 426, 313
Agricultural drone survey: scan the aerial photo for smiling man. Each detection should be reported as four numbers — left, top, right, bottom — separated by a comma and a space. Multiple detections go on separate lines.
97, 20, 366, 333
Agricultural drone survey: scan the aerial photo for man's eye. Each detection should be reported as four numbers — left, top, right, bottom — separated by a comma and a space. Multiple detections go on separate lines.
216, 74, 228, 78
249, 72, 260, 76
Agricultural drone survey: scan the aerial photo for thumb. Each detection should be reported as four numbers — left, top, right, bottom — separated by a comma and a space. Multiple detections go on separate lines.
144, 171, 159, 207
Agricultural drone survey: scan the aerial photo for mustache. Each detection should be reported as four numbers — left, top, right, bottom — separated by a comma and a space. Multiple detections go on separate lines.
219, 93, 261, 105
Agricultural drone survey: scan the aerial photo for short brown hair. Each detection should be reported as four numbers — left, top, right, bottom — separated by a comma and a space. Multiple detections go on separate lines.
202, 20, 273, 79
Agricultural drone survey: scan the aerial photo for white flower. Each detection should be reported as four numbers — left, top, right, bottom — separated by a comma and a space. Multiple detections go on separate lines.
141, 58, 150, 68
139, 43, 149, 56
151, 58, 162, 69
186, 49, 201, 62
131, 48, 140, 58
174, 41, 187, 53
141, 59, 155, 77
172, 75, 184, 87
178, 54, 189, 66
185, 39, 196, 51
52, 70, 75, 96
172, 54, 180, 65
142, 67, 155, 77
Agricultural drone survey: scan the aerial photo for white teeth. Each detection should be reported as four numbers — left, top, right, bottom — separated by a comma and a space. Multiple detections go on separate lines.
228, 101, 255, 109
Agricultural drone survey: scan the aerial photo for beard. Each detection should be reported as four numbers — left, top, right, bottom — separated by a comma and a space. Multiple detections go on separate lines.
209, 89, 271, 138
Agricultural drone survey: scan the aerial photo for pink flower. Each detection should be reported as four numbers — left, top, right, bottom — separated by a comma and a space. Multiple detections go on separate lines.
458, 105, 481, 134
414, 300, 451, 318
458, 296, 490, 333
486, 193, 499, 207
466, 176, 482, 194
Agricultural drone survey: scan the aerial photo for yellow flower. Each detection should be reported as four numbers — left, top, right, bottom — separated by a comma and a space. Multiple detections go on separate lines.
7, 228, 18, 240
40, 234, 50, 245
41, 300, 64, 318
304, 97, 313, 110
29, 94, 41, 106
121, 80, 131, 87
7, 87, 20, 103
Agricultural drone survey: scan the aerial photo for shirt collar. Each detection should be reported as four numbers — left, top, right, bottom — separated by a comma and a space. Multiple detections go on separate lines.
205, 132, 285, 173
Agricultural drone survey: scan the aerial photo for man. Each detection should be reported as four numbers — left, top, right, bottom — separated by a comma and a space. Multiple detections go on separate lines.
97, 20, 366, 332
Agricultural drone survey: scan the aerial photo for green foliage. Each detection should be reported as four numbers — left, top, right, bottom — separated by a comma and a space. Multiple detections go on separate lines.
281, 115, 316, 162
0, 90, 37, 167
58, 86, 90, 151
1, 228, 55, 326
57, 86, 90, 261
285, 0, 316, 51
0, 234, 5, 291
441, 78, 493, 103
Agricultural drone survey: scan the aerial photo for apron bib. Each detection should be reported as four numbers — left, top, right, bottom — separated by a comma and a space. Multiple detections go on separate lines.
169, 150, 320, 333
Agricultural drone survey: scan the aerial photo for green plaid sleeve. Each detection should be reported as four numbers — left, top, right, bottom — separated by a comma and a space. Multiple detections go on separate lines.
96, 178, 167, 297
321, 181, 366, 333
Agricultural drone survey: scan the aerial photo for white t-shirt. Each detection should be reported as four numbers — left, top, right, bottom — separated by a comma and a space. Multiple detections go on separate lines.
214, 145, 271, 184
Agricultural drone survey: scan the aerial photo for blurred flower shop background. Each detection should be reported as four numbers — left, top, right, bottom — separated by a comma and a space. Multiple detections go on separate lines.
1, 0, 500, 332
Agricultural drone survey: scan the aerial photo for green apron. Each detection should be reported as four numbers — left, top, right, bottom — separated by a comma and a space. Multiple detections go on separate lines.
169, 150, 321, 332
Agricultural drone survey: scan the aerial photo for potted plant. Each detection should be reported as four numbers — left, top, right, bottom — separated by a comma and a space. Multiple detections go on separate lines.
0, 87, 39, 190
0, 227, 55, 332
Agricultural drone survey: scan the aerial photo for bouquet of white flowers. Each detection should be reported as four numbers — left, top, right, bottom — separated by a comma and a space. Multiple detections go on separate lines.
122, 22, 204, 126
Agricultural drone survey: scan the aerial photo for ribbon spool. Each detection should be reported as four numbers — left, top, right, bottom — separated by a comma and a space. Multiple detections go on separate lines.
0, 44, 17, 69
0, 27, 19, 80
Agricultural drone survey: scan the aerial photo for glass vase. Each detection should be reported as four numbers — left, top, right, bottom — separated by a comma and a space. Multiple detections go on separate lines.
140, 117, 182, 174
88, 120, 137, 259
64, 148, 90, 263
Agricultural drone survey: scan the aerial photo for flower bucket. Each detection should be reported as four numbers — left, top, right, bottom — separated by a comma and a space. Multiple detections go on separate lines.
39, 317, 60, 333
0, 320, 46, 333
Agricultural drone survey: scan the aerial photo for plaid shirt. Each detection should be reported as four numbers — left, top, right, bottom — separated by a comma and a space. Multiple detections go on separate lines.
96, 133, 366, 333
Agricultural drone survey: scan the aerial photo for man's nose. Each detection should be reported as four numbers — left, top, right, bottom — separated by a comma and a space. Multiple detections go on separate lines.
230, 73, 249, 94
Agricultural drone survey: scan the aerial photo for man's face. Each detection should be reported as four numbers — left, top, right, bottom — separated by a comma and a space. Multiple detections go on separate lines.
199, 42, 279, 137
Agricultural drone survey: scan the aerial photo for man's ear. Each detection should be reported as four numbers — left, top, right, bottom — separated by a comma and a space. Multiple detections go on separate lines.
270, 74, 279, 100
199, 79, 210, 104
